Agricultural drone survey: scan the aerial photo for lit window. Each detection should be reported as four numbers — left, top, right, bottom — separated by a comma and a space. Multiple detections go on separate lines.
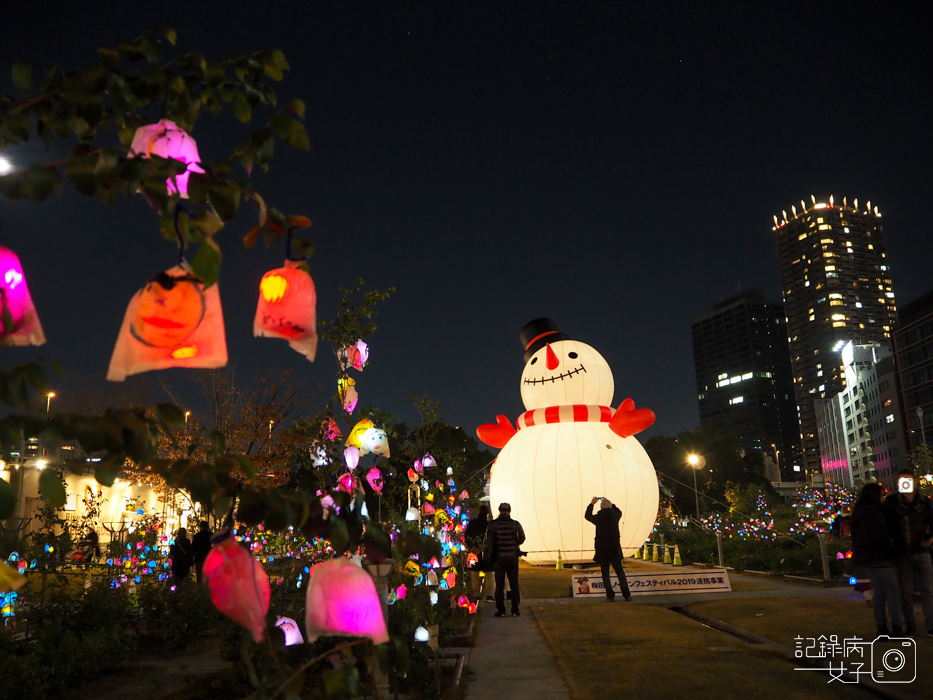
825, 265, 836, 271
819, 385, 826, 392
831, 314, 846, 320
729, 396, 744, 405
817, 370, 823, 377
855, 302, 862, 308
798, 233, 807, 241
829, 293, 842, 299
830, 300, 843, 306
833, 321, 846, 327
741, 372, 752, 380
885, 414, 895, 424
867, 244, 874, 250
844, 228, 850, 233
818, 224, 831, 231
809, 315, 816, 321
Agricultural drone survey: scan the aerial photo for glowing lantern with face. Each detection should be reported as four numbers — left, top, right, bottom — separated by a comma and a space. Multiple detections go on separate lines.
107, 265, 227, 381
304, 556, 389, 645
477, 318, 659, 566
202, 534, 270, 643
345, 419, 390, 457
0, 247, 45, 347
129, 120, 205, 198
254, 261, 317, 361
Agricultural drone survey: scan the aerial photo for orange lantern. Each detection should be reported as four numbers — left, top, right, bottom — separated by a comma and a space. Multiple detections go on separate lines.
202, 534, 270, 643
0, 246, 45, 347
254, 261, 317, 361
107, 266, 227, 381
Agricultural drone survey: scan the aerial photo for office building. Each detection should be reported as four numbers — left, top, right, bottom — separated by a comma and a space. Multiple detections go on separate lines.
691, 289, 801, 480
893, 289, 933, 452
774, 196, 897, 475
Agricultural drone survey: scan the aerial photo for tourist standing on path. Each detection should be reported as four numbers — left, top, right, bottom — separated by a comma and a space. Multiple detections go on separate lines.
464, 504, 492, 601
884, 469, 933, 636
191, 520, 212, 583
585, 497, 632, 602
170, 527, 193, 584
851, 482, 903, 636
484, 502, 525, 617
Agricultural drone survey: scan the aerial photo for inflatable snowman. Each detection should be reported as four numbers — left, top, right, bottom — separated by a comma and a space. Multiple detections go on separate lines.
477, 318, 659, 565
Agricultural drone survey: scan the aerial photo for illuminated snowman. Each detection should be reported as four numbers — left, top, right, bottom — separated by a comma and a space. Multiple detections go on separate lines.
477, 318, 659, 565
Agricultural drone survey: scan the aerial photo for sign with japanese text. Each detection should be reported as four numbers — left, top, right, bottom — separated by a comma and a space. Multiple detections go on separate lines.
571, 567, 731, 597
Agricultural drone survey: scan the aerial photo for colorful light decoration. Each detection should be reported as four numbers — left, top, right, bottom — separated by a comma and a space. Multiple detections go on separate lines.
366, 466, 384, 493
129, 120, 205, 198
107, 266, 227, 381
304, 556, 389, 645
202, 534, 271, 643
0, 246, 45, 347
275, 616, 304, 646
345, 419, 390, 457
344, 447, 360, 471
338, 376, 358, 414
254, 261, 318, 361
340, 339, 369, 371
479, 319, 659, 565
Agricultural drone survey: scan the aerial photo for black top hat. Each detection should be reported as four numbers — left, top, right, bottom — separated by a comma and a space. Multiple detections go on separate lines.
520, 318, 570, 362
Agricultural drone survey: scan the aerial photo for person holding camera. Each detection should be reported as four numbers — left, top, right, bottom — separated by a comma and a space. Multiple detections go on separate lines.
483, 502, 525, 617
585, 496, 631, 602
851, 482, 903, 636
884, 470, 933, 637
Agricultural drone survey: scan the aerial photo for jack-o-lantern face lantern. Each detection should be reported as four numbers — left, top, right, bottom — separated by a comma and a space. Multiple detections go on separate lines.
254, 261, 317, 361
130, 272, 206, 348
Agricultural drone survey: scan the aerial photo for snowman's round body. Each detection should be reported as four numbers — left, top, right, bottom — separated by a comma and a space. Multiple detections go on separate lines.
487, 337, 659, 566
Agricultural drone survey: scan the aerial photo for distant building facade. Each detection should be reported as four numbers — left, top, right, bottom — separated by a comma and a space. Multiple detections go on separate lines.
691, 289, 801, 480
773, 196, 897, 476
893, 290, 933, 453
815, 341, 907, 487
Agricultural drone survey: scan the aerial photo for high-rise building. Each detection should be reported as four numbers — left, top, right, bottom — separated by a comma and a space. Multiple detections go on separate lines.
691, 289, 801, 480
893, 289, 933, 453
773, 196, 897, 475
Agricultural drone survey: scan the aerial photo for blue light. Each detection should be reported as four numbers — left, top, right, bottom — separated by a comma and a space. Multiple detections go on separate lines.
137, 508, 144, 515
849, 576, 857, 586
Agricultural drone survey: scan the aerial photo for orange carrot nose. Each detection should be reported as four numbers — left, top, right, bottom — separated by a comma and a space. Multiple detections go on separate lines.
546, 342, 559, 370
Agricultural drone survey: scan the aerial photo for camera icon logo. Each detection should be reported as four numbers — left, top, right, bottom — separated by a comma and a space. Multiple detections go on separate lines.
871, 636, 916, 683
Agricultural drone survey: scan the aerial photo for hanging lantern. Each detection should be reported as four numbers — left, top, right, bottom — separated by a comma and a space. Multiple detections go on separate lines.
107, 266, 227, 381
414, 626, 429, 643
443, 568, 457, 588
202, 533, 270, 643
338, 377, 358, 414
0, 246, 45, 347
129, 119, 205, 198
405, 507, 420, 521
322, 416, 342, 441
425, 569, 438, 587
253, 261, 317, 361
422, 454, 436, 468
365, 466, 383, 494
304, 556, 389, 645
395, 583, 408, 600
429, 591, 438, 605
0, 560, 26, 593
344, 447, 360, 471
402, 560, 420, 576
340, 339, 369, 371
275, 616, 304, 646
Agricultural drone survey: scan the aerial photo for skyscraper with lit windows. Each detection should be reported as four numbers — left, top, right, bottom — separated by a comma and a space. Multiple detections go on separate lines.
774, 195, 897, 476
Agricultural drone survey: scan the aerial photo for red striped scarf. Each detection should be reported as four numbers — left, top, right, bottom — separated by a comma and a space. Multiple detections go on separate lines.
516, 405, 612, 430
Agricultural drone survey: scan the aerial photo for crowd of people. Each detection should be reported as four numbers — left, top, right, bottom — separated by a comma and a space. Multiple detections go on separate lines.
850, 469, 933, 637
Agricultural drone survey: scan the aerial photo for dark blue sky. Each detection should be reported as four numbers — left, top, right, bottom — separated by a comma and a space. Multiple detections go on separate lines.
2, 2, 931, 440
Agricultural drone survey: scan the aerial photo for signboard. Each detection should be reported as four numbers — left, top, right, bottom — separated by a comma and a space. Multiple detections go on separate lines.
571, 567, 731, 597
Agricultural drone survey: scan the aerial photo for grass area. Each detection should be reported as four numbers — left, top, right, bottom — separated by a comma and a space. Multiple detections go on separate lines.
532, 602, 858, 700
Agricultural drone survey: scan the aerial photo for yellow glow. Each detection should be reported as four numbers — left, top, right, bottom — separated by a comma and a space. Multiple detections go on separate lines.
260, 273, 289, 303
687, 454, 699, 466
170, 345, 198, 359
36, 459, 47, 470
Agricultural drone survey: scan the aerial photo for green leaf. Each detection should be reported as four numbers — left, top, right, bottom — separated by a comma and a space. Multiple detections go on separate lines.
207, 182, 240, 220
39, 469, 66, 507
94, 467, 119, 487
11, 60, 33, 93
25, 165, 60, 201
0, 479, 16, 519
157, 403, 186, 429
242, 224, 262, 250
185, 172, 210, 205
210, 429, 226, 455
233, 454, 257, 480
97, 47, 121, 71
328, 518, 350, 554
232, 93, 251, 123
284, 99, 306, 120
191, 241, 222, 289
155, 26, 177, 46
362, 525, 392, 562
65, 154, 98, 197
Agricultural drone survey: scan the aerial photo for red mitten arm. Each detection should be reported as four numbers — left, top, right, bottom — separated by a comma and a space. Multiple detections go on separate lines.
609, 398, 656, 438
476, 415, 517, 448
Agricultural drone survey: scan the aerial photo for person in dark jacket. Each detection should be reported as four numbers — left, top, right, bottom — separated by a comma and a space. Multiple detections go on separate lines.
585, 497, 632, 602
464, 505, 492, 601
483, 502, 525, 617
852, 482, 903, 636
883, 470, 933, 636
170, 527, 193, 584
191, 520, 212, 583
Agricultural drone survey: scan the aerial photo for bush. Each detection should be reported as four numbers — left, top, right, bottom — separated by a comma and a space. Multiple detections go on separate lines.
137, 578, 223, 650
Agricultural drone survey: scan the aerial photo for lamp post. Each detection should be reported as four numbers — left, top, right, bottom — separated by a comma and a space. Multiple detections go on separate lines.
687, 454, 704, 520
772, 443, 781, 483
46, 391, 55, 413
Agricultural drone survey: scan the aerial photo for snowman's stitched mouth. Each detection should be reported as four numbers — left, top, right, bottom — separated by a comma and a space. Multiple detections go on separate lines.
523, 364, 586, 385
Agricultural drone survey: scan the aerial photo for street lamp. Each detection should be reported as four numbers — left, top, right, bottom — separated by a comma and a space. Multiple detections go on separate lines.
771, 443, 781, 483
46, 392, 55, 413
687, 454, 705, 520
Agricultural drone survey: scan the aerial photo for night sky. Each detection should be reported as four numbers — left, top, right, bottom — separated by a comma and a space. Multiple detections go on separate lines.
2, 2, 931, 441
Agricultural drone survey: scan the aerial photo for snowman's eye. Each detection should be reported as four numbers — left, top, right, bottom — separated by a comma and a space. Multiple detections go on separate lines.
530, 357, 538, 365
568, 352, 578, 359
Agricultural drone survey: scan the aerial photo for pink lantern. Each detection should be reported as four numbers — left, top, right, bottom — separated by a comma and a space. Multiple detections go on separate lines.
305, 557, 389, 645
342, 339, 369, 371
202, 535, 270, 643
129, 120, 205, 198
322, 417, 342, 441
339, 377, 358, 414
366, 467, 383, 494
344, 447, 360, 471
395, 583, 408, 600
422, 454, 436, 468
444, 568, 457, 588
336, 473, 354, 493
275, 616, 304, 646
253, 261, 317, 361
459, 490, 469, 500
107, 265, 227, 381
0, 246, 45, 347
